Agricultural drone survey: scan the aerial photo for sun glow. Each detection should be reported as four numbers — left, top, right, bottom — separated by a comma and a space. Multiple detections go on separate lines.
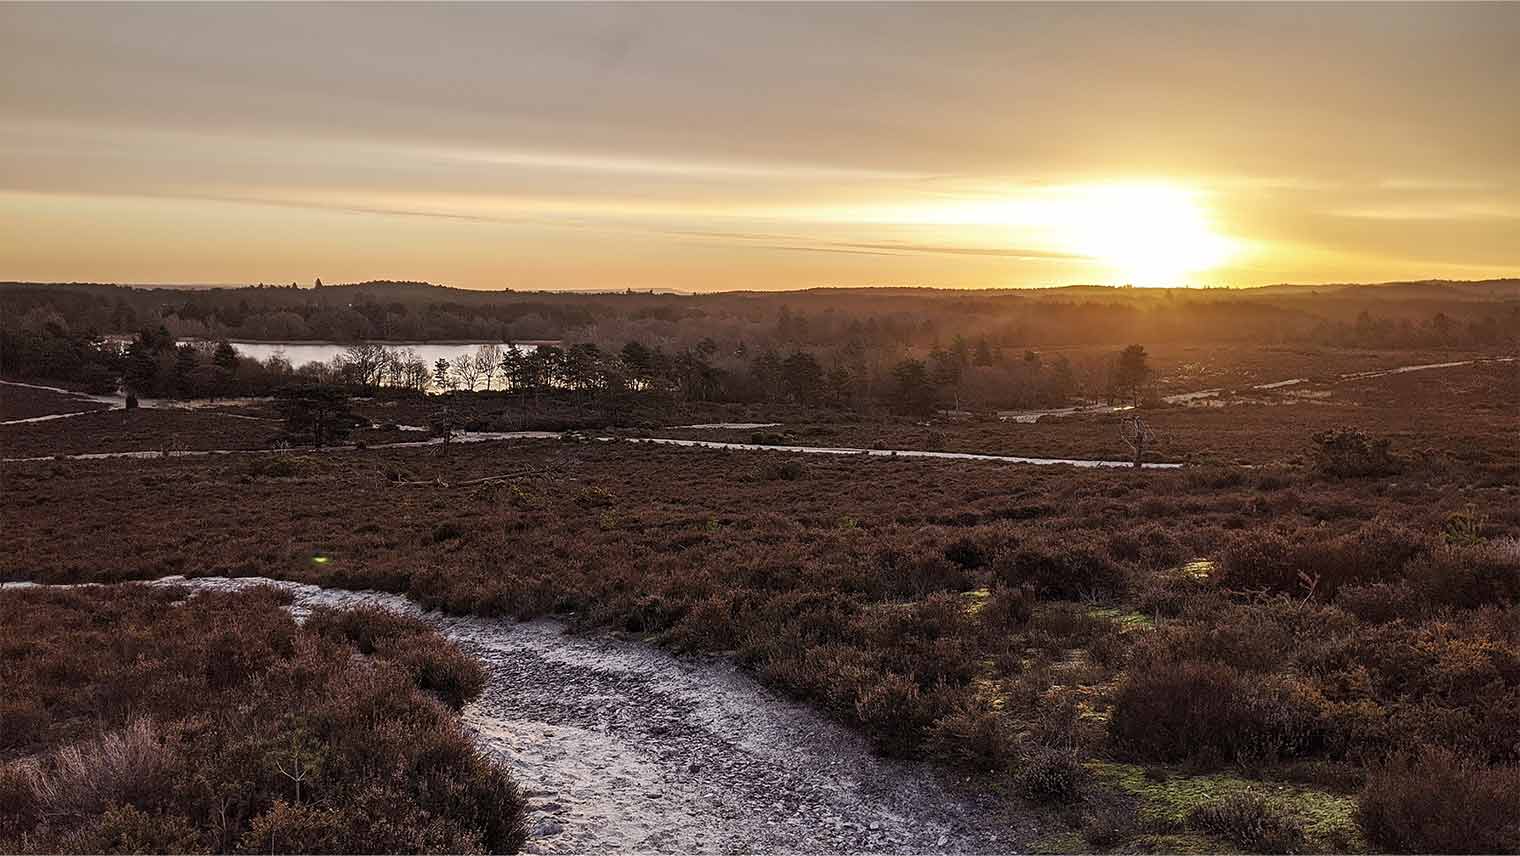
1056, 184, 1239, 286
797, 181, 1240, 286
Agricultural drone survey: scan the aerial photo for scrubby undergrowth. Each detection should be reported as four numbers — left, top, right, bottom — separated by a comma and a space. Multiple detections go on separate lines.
0, 586, 526, 854
4, 413, 1519, 853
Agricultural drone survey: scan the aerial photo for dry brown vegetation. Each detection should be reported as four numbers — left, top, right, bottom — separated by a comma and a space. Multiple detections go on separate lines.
2, 352, 1517, 853
644, 359, 1518, 468
0, 585, 526, 854
0, 384, 109, 422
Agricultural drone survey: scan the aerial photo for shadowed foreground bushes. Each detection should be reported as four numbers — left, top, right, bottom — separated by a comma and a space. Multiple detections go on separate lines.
1357, 748, 1520, 854
4, 440, 1519, 851
304, 605, 486, 709
1187, 793, 1308, 854
0, 585, 525, 854
1110, 660, 1323, 768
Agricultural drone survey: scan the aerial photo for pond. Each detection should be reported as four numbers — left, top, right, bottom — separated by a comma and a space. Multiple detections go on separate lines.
229, 341, 538, 370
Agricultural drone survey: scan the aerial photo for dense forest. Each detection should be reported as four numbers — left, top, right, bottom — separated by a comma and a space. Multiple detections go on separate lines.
2, 279, 1515, 412
3, 279, 1516, 349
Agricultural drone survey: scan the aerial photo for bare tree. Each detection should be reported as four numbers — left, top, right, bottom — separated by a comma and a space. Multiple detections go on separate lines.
452, 353, 481, 391
396, 348, 431, 391
274, 738, 311, 804
342, 343, 389, 388
475, 344, 503, 391
1120, 415, 1155, 469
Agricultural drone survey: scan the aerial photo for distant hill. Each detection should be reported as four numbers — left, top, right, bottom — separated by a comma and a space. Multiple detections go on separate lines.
5, 278, 1517, 299
1245, 279, 1520, 300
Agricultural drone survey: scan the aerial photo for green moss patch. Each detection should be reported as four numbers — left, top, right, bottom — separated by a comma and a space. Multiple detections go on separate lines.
1087, 606, 1156, 630
1087, 761, 1365, 851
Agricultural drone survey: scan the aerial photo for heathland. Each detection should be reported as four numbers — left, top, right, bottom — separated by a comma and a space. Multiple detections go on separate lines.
2, 280, 1517, 854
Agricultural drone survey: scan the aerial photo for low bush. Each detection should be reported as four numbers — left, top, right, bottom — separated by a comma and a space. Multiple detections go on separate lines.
852, 674, 939, 757
1312, 428, 1399, 478
1081, 802, 1138, 849
20, 718, 173, 821
1105, 524, 1188, 569
0, 586, 526, 854
1357, 748, 1520, 854
873, 544, 972, 598
306, 606, 486, 708
1336, 581, 1425, 623
756, 458, 805, 481
943, 535, 990, 569
1405, 543, 1520, 609
926, 707, 1016, 773
1109, 660, 1322, 767
979, 585, 1036, 633
1188, 793, 1307, 853
1218, 521, 1434, 597
994, 537, 1128, 600
1015, 745, 1088, 803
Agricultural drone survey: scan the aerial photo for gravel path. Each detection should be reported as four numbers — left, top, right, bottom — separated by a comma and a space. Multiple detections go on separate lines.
8, 576, 1034, 854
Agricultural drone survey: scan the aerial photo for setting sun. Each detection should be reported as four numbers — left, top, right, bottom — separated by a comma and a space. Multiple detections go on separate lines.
1057, 184, 1240, 286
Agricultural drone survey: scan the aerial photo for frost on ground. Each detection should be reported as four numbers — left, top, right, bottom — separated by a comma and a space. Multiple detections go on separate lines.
55, 575, 1032, 854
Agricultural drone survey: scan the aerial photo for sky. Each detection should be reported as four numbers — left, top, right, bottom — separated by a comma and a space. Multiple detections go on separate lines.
2, 2, 1517, 291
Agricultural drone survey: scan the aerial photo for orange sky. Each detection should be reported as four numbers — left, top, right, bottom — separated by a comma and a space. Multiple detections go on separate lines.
2, 3, 1516, 290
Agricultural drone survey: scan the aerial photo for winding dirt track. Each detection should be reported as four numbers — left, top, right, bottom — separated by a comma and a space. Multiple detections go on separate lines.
3, 576, 1034, 854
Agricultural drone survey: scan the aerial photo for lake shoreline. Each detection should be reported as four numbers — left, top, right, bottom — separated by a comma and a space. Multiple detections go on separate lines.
106, 337, 564, 347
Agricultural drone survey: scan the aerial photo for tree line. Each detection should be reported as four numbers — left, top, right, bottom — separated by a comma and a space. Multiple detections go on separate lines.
1, 320, 1103, 415
5, 280, 1515, 354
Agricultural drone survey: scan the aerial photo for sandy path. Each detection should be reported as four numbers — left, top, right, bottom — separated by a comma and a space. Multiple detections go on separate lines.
0, 379, 275, 426
1, 428, 1173, 467
3, 576, 1032, 853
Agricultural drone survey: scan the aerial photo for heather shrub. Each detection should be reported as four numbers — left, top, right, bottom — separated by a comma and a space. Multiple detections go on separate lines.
669, 592, 742, 651
1312, 428, 1398, 478
1336, 581, 1425, 623
1088, 630, 1133, 669
926, 707, 1017, 772
308, 605, 486, 708
994, 537, 1128, 600
21, 718, 174, 820
240, 801, 347, 853
305, 604, 432, 654
390, 635, 488, 709
1218, 521, 1432, 597
943, 534, 991, 569
0, 763, 39, 839
1405, 543, 1520, 609
1137, 604, 1294, 673
1109, 660, 1322, 766
756, 458, 805, 481
1, 586, 526, 854
57, 804, 202, 855
857, 596, 979, 688
1105, 524, 1188, 569
1082, 802, 1138, 849
1358, 748, 1520, 854
0, 697, 46, 756
979, 585, 1036, 633
1026, 603, 1114, 653
853, 674, 939, 757
874, 544, 972, 597
1015, 745, 1087, 803
1187, 793, 1307, 853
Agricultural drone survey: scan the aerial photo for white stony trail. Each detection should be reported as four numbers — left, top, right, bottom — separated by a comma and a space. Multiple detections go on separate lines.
0, 379, 275, 425
2, 576, 1031, 854
7, 357, 1510, 465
